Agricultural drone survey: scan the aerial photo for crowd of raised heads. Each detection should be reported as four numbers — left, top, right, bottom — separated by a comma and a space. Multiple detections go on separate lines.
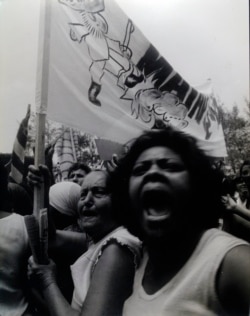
0, 125, 249, 316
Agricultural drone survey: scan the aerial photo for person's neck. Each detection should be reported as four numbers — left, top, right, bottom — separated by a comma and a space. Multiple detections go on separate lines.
142, 229, 204, 295
146, 229, 203, 269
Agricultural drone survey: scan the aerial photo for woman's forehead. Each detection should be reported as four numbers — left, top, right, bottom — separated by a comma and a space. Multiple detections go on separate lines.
82, 171, 107, 187
135, 146, 182, 163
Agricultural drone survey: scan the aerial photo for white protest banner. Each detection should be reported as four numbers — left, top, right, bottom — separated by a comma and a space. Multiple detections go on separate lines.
38, 0, 227, 157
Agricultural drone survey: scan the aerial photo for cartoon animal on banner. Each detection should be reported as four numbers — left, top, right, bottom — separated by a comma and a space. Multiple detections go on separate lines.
59, 0, 143, 106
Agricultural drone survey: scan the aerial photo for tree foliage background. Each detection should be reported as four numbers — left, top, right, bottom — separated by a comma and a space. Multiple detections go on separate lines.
218, 98, 250, 173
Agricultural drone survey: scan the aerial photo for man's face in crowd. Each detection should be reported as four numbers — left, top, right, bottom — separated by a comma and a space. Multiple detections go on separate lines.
223, 165, 234, 180
68, 168, 87, 186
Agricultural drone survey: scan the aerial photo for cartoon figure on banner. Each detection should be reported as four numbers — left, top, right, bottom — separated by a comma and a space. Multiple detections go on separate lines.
59, 0, 144, 106
131, 88, 189, 130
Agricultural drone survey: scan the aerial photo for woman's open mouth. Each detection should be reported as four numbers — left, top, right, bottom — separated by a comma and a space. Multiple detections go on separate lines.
141, 188, 172, 222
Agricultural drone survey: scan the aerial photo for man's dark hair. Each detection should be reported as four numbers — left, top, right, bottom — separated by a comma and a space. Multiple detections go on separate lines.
68, 162, 91, 178
111, 126, 222, 238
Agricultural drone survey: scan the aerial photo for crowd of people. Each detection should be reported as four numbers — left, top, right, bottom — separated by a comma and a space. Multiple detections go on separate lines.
0, 126, 250, 316
220, 161, 250, 243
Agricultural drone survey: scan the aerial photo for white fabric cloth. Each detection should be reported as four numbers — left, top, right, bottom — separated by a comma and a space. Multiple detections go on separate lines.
41, 0, 226, 157
70, 226, 142, 311
0, 213, 29, 316
123, 228, 248, 316
49, 181, 81, 216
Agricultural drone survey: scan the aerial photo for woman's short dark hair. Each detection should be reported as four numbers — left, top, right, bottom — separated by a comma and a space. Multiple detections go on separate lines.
110, 126, 222, 238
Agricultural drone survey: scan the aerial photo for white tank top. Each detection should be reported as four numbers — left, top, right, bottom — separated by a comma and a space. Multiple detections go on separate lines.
123, 229, 247, 316
71, 226, 141, 311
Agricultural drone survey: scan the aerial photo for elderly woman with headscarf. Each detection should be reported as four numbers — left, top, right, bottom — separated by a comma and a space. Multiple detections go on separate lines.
27, 169, 142, 316
49, 181, 82, 232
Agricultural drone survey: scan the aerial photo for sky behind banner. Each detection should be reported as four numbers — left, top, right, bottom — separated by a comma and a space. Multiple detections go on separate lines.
40, 0, 227, 157
0, 0, 249, 153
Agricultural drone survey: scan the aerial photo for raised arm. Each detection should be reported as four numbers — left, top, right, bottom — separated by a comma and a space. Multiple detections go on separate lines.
229, 203, 250, 221
27, 164, 52, 209
222, 194, 250, 221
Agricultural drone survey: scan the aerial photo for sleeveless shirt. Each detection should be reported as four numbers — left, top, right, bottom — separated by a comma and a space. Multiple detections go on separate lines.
71, 226, 141, 311
123, 228, 248, 316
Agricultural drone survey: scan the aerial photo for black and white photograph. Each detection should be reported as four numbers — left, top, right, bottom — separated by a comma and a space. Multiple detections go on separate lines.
0, 0, 249, 315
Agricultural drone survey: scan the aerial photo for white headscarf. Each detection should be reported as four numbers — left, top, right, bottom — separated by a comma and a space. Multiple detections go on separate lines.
49, 181, 81, 217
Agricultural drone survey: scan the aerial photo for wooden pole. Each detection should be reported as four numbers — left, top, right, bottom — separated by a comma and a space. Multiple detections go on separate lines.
33, 113, 46, 218
33, 0, 51, 218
